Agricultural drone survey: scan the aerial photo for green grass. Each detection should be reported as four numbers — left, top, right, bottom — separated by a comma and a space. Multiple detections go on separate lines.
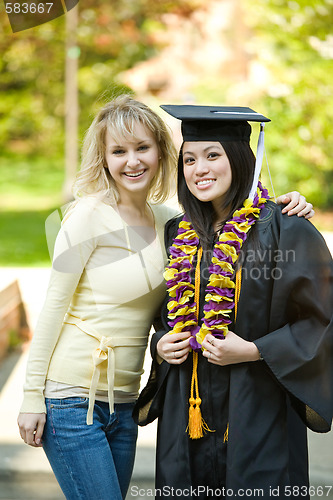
0, 155, 66, 266
0, 155, 65, 211
0, 208, 57, 266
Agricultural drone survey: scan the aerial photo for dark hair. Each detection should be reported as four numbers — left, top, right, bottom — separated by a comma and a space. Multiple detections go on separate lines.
177, 140, 256, 249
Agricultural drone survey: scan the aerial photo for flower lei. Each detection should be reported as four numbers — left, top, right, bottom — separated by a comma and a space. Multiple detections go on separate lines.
164, 182, 270, 350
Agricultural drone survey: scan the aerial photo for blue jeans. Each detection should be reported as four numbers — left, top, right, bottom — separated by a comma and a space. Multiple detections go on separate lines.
43, 398, 138, 500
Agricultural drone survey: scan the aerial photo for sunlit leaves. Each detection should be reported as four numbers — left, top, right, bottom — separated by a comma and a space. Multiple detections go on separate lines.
244, 0, 333, 207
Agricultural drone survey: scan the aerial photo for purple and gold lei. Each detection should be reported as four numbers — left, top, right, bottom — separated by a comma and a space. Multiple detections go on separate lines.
164, 182, 270, 351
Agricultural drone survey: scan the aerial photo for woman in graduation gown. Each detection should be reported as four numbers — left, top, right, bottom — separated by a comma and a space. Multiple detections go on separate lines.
133, 105, 333, 499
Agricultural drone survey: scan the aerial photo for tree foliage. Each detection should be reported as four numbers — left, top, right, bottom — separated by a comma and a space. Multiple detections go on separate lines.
244, 0, 333, 208
0, 0, 201, 157
1, 0, 332, 208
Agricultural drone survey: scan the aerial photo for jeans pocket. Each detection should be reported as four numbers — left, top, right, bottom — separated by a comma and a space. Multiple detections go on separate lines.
46, 397, 89, 410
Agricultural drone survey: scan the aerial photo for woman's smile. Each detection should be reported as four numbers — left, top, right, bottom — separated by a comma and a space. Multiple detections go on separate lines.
195, 178, 216, 189
122, 169, 147, 179
183, 141, 232, 205
105, 122, 160, 198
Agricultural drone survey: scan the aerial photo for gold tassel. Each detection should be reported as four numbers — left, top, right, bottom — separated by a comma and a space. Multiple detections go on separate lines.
187, 256, 242, 440
188, 248, 214, 439
223, 422, 229, 443
221, 269, 240, 445
188, 350, 214, 439
188, 400, 214, 439
234, 267, 242, 321
188, 351, 203, 438
188, 397, 204, 439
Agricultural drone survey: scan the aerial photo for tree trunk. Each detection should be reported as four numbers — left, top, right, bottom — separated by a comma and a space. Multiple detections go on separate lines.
63, 5, 79, 202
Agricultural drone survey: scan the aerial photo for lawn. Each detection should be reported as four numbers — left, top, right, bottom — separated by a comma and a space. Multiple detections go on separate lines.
0, 155, 66, 266
0, 155, 65, 211
0, 208, 59, 266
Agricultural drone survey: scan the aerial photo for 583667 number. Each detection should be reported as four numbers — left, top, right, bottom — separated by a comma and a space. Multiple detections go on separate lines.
6, 3, 53, 14
284, 485, 333, 497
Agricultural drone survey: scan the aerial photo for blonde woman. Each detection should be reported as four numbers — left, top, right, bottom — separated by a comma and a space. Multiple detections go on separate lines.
18, 96, 313, 500
18, 95, 178, 500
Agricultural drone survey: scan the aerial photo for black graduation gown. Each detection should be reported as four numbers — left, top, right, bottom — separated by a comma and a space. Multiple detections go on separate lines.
133, 201, 333, 499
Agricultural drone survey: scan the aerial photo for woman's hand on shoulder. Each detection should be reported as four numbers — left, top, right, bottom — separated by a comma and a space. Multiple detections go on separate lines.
202, 332, 260, 366
157, 331, 191, 365
17, 412, 46, 447
276, 191, 314, 219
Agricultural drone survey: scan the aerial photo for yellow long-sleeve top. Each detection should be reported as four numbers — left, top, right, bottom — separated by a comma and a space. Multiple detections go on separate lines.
20, 196, 178, 424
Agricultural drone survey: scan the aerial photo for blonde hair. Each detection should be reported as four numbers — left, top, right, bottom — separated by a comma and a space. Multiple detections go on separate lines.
73, 95, 177, 203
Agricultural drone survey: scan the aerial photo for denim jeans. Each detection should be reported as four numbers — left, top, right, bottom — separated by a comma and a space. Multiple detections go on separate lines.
43, 398, 138, 500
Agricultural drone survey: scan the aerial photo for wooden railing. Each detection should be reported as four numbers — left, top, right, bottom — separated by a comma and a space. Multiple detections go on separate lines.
0, 280, 31, 361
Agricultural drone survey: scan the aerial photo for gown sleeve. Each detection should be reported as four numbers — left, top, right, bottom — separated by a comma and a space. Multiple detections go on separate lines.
253, 208, 333, 432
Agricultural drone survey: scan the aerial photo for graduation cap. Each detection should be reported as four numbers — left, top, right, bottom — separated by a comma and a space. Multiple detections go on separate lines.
160, 105, 270, 199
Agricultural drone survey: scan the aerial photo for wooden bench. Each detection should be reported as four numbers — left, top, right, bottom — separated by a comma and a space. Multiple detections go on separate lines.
0, 280, 31, 361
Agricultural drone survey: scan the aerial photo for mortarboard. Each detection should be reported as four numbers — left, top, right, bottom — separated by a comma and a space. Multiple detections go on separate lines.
160, 105, 270, 199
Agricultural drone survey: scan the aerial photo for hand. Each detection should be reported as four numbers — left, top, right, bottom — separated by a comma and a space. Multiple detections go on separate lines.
276, 191, 314, 219
17, 412, 46, 447
157, 331, 191, 365
201, 332, 260, 366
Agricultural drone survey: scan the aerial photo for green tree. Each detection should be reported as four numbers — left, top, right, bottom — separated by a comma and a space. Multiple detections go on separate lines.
0, 0, 202, 158
245, 0, 333, 208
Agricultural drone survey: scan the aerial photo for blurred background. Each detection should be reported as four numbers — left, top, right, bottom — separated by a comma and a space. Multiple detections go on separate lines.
1, 0, 333, 266
0, 0, 332, 498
